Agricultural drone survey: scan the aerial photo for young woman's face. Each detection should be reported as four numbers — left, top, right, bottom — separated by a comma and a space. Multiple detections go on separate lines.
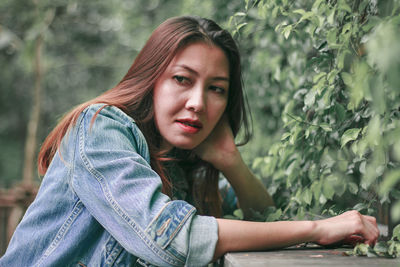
153, 42, 230, 150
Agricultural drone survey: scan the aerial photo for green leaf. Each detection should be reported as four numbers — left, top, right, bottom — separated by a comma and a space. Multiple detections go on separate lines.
275, 21, 287, 32
302, 188, 313, 205
327, 9, 335, 25
281, 132, 291, 141
391, 189, 400, 200
236, 22, 248, 31
289, 125, 302, 145
297, 206, 305, 220
393, 224, 400, 241
328, 69, 339, 85
313, 72, 326, 83
320, 123, 332, 132
359, 161, 366, 174
362, 17, 380, 32
388, 240, 400, 256
322, 179, 335, 200
338, 0, 352, 13
245, 0, 250, 10
391, 201, 400, 223
271, 6, 280, 19
293, 9, 306, 16
233, 209, 244, 220
373, 241, 388, 255
341, 128, 361, 148
304, 90, 317, 106
342, 22, 352, 34
348, 182, 358, 194
366, 249, 378, 257
311, 181, 322, 201
335, 103, 346, 121
312, 0, 324, 10
337, 50, 350, 70
341, 72, 353, 87
354, 243, 369, 256
379, 170, 400, 196
353, 203, 368, 212
266, 208, 282, 222
234, 12, 246, 17
319, 193, 327, 204
327, 29, 337, 46
298, 11, 315, 23
282, 25, 293, 39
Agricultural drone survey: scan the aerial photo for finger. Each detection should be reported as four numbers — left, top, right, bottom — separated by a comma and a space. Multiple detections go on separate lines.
360, 218, 379, 245
365, 217, 380, 241
348, 216, 373, 244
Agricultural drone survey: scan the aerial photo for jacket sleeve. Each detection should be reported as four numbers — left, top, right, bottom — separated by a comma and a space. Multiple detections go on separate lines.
70, 105, 218, 267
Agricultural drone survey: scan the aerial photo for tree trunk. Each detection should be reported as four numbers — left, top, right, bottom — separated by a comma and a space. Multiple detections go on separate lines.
22, 34, 43, 185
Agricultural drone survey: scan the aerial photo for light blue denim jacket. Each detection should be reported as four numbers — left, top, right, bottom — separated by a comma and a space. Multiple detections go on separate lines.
0, 104, 219, 267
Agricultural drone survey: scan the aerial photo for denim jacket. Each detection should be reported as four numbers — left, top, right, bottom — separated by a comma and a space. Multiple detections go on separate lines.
0, 104, 219, 267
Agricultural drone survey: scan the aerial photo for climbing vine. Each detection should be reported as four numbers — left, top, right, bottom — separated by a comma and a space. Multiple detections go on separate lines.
226, 0, 400, 256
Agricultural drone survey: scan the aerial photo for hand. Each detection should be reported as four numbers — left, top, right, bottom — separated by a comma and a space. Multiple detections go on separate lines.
194, 115, 240, 171
312, 210, 379, 247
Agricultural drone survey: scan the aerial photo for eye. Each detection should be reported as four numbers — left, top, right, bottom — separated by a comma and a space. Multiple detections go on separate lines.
173, 75, 190, 85
209, 85, 226, 94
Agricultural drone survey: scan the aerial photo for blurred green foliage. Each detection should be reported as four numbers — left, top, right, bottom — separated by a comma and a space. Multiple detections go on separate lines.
0, 0, 234, 187
1, 0, 400, 233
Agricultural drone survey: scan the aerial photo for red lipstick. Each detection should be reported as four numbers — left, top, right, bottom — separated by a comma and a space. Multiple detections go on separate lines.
176, 119, 203, 134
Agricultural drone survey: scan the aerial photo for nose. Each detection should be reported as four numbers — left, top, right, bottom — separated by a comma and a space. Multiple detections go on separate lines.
185, 85, 206, 113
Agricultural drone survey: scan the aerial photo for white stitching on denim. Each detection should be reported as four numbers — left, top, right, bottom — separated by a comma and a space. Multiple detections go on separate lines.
144, 201, 196, 252
68, 113, 84, 197
144, 202, 169, 233
168, 207, 196, 245
78, 108, 190, 266
136, 258, 155, 267
156, 218, 171, 236
36, 201, 83, 266
105, 240, 123, 266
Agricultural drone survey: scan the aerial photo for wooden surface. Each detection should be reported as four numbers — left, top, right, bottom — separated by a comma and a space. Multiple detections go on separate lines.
224, 246, 400, 267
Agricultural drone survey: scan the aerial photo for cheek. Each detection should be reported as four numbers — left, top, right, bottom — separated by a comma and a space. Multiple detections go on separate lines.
208, 101, 227, 125
216, 101, 228, 117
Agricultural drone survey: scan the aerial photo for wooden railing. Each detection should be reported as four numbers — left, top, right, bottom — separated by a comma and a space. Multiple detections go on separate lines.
0, 184, 37, 256
224, 246, 400, 267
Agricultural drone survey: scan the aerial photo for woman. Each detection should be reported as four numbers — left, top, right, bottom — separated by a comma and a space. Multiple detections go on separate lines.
0, 16, 379, 266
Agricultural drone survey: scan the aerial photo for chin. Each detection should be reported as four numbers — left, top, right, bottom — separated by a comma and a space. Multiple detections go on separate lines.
174, 143, 198, 150
170, 139, 201, 150
165, 135, 205, 151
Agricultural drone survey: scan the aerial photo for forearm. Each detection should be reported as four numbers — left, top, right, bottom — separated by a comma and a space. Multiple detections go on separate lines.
212, 210, 380, 262
194, 119, 273, 216
221, 154, 274, 218
213, 218, 316, 260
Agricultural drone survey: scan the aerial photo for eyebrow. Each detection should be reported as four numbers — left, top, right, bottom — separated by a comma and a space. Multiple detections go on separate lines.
175, 64, 229, 82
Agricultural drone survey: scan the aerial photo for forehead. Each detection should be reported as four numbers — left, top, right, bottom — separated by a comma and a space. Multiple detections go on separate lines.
167, 42, 230, 78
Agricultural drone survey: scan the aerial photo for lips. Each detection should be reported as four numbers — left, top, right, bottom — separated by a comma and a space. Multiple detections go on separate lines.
176, 119, 203, 134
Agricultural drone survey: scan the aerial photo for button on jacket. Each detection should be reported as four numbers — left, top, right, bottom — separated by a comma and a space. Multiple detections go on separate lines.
0, 104, 218, 267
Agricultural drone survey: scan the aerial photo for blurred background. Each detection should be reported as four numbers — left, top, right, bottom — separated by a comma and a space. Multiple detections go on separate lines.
1, 0, 400, 256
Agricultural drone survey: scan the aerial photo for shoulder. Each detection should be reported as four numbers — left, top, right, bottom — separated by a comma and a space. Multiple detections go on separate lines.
83, 104, 135, 126
79, 104, 150, 161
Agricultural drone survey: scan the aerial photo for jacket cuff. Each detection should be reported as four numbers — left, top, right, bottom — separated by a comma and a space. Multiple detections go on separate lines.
185, 215, 218, 267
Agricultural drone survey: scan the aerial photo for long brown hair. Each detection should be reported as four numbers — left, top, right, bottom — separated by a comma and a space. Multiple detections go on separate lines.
37, 16, 251, 217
